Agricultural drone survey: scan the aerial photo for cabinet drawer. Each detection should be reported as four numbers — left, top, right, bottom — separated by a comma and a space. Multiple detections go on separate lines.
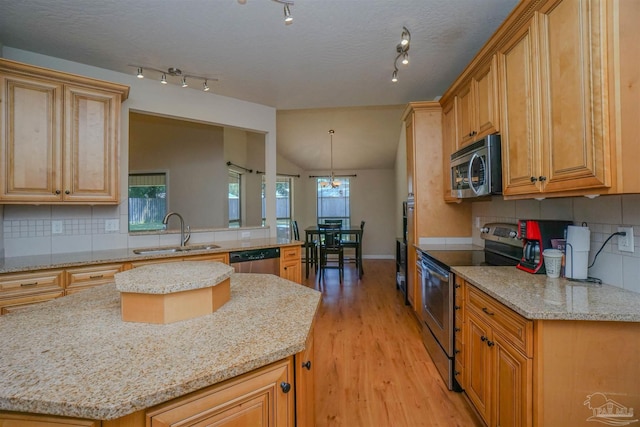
281, 246, 300, 261
466, 285, 533, 357
184, 253, 229, 264
66, 263, 124, 291
0, 270, 65, 298
0, 290, 65, 315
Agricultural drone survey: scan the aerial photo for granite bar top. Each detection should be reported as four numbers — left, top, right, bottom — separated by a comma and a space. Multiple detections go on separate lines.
0, 237, 302, 274
0, 273, 321, 420
452, 266, 640, 322
115, 261, 234, 294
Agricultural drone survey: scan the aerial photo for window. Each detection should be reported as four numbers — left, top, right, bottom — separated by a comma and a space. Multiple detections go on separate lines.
229, 170, 241, 228
262, 176, 293, 239
317, 177, 350, 228
128, 173, 167, 231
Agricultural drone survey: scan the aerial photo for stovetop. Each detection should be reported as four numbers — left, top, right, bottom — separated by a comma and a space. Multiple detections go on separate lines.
420, 223, 522, 269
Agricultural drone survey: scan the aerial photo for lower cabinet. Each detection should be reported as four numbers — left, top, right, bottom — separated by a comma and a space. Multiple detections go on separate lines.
280, 246, 302, 284
65, 263, 124, 295
462, 279, 533, 427
0, 412, 99, 426
0, 269, 65, 315
147, 358, 295, 427
294, 325, 315, 427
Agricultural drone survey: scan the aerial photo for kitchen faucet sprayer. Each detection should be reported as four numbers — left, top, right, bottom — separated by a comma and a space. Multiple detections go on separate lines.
162, 212, 191, 246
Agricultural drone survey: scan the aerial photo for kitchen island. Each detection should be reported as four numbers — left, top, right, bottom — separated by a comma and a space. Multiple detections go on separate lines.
452, 266, 640, 427
0, 272, 320, 426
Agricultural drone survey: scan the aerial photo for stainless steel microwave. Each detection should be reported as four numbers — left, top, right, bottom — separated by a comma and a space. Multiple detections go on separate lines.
450, 134, 502, 198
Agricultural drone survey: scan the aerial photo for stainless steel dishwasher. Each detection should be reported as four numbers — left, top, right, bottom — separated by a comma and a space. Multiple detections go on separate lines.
229, 247, 280, 274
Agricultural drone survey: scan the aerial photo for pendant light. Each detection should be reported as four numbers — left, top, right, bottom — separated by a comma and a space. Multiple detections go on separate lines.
323, 129, 340, 188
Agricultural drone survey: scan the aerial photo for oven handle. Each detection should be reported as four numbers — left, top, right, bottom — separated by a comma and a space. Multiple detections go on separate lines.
421, 257, 449, 282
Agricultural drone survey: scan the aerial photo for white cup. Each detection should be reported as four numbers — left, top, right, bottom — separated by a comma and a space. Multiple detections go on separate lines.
542, 249, 563, 278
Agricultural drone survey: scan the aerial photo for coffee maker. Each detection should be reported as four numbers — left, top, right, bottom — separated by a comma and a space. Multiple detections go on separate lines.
517, 219, 573, 274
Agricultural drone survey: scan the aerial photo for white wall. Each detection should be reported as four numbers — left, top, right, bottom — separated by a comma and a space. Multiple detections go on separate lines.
1, 47, 277, 256
472, 194, 640, 293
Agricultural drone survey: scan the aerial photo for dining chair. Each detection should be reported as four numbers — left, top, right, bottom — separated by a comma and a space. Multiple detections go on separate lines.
318, 223, 344, 283
292, 220, 317, 272
342, 220, 365, 277
324, 219, 343, 226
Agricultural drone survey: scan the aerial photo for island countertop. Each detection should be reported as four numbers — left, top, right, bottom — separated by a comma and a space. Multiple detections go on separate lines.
0, 273, 321, 420
452, 266, 640, 322
0, 237, 302, 274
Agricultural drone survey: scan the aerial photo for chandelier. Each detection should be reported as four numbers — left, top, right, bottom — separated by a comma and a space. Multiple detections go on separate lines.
322, 129, 341, 188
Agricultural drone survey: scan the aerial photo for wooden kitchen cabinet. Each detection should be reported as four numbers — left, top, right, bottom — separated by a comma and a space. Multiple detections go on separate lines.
453, 276, 465, 389
280, 246, 302, 284
0, 412, 99, 426
463, 280, 533, 427
441, 98, 458, 203
65, 263, 124, 295
0, 269, 64, 314
294, 325, 315, 427
498, 0, 611, 198
147, 357, 294, 427
0, 58, 128, 204
455, 56, 500, 148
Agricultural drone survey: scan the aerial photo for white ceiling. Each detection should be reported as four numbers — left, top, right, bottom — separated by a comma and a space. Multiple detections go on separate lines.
0, 0, 519, 170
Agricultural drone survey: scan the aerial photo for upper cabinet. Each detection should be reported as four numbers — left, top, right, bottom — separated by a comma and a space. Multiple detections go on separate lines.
0, 59, 129, 204
440, 0, 639, 200
441, 98, 459, 203
456, 56, 500, 147
498, 0, 611, 197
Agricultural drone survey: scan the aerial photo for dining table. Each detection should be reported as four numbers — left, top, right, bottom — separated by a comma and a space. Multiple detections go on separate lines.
304, 225, 363, 279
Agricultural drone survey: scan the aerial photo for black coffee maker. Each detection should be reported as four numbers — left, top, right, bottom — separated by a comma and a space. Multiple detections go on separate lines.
516, 219, 572, 274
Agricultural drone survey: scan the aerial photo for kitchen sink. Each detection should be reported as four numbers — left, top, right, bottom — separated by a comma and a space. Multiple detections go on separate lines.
133, 244, 220, 255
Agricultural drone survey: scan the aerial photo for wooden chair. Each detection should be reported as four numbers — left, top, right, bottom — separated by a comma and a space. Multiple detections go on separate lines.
324, 219, 343, 226
292, 220, 317, 274
342, 220, 365, 277
318, 223, 344, 283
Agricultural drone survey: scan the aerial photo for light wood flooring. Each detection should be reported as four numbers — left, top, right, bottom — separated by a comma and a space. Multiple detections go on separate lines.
302, 259, 482, 427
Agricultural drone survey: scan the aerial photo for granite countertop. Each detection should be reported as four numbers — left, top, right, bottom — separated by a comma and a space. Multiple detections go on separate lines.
0, 237, 302, 274
452, 266, 640, 322
0, 273, 321, 420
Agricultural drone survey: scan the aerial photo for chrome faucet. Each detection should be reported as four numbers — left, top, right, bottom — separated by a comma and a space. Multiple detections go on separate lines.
162, 212, 191, 246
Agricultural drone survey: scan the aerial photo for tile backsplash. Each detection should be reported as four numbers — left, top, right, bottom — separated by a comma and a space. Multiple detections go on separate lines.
472, 194, 640, 294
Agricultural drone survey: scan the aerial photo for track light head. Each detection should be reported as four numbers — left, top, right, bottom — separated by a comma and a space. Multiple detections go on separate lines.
181, 77, 188, 88
160, 73, 167, 84
203, 80, 210, 92
392, 70, 398, 83
137, 67, 144, 79
284, 4, 293, 23
400, 27, 411, 46
402, 53, 409, 65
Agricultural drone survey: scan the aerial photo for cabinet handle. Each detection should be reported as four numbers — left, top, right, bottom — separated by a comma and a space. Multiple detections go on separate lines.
280, 382, 291, 393
89, 274, 104, 279
468, 130, 477, 137
487, 340, 495, 347
454, 305, 461, 310
65, 190, 70, 195
455, 284, 461, 289
480, 335, 488, 342
530, 176, 538, 183
454, 370, 461, 376
455, 349, 461, 354
302, 361, 312, 370
55, 190, 61, 195
455, 327, 461, 333
482, 307, 494, 316
20, 282, 38, 287
539, 176, 547, 182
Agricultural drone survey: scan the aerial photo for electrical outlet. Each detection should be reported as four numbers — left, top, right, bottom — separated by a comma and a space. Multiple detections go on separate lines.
51, 220, 63, 234
105, 219, 119, 232
241, 231, 251, 239
617, 226, 634, 253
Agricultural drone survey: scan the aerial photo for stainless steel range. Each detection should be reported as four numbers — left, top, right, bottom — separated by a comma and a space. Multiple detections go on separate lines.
419, 223, 521, 391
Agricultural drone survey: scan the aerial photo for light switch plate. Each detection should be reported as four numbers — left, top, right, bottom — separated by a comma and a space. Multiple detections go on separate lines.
105, 219, 119, 232
52, 220, 63, 234
617, 226, 634, 253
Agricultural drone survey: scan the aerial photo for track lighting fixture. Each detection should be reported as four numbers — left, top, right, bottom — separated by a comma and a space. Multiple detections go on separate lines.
391, 26, 411, 83
129, 65, 218, 92
272, 0, 294, 24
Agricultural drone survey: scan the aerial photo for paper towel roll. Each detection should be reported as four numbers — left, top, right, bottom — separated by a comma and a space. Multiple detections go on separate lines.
565, 225, 590, 279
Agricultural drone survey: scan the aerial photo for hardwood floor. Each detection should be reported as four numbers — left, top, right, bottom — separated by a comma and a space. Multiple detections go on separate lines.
302, 259, 482, 427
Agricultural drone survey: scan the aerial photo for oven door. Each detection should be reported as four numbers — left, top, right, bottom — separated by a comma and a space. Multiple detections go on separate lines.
421, 254, 453, 356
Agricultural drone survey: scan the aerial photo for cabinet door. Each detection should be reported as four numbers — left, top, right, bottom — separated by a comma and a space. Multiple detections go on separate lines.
456, 79, 476, 147
0, 290, 65, 315
475, 56, 499, 137
148, 358, 294, 427
281, 259, 301, 284
405, 204, 415, 308
63, 85, 120, 203
0, 73, 63, 202
0, 412, 98, 426
493, 334, 533, 427
405, 115, 415, 199
466, 312, 492, 426
442, 99, 458, 202
498, 18, 542, 196
295, 327, 315, 427
537, 0, 611, 193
